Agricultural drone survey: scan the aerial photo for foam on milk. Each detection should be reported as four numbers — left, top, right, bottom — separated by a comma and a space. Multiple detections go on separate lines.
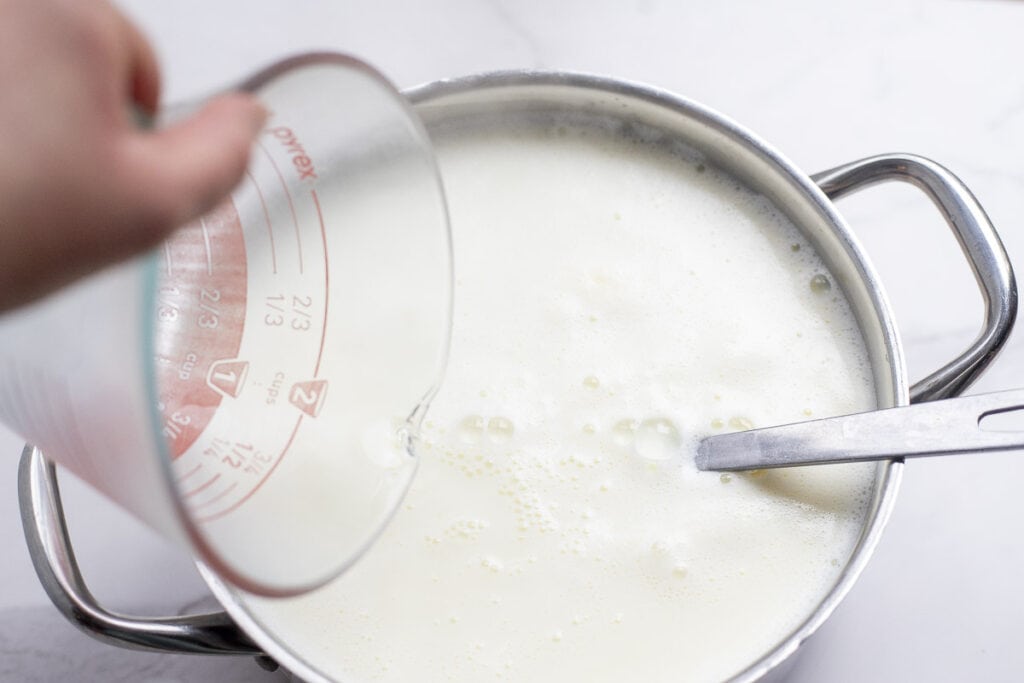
245, 121, 879, 682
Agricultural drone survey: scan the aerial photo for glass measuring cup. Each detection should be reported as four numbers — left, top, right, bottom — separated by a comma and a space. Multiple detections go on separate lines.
0, 53, 452, 596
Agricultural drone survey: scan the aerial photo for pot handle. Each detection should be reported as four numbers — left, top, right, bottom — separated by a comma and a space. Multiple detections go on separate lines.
812, 154, 1017, 403
17, 445, 277, 669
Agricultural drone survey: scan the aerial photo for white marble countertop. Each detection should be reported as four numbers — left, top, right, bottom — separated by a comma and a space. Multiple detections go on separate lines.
3, 1, 1024, 681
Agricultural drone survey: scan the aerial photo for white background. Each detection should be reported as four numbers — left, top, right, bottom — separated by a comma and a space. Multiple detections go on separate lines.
2, 1, 1024, 681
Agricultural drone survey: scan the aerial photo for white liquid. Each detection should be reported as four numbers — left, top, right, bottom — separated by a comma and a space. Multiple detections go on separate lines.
246, 123, 878, 682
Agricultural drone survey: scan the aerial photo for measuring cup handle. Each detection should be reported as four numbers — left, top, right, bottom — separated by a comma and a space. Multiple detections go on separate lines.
812, 154, 1017, 403
16, 445, 273, 667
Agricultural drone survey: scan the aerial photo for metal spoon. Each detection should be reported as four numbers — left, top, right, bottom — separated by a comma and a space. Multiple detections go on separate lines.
695, 388, 1024, 471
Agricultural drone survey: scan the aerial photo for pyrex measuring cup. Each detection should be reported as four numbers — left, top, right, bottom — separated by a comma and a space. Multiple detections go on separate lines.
0, 53, 452, 596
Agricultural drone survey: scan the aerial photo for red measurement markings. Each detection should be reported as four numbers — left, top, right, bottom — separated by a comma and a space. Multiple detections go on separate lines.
198, 187, 332, 520
155, 200, 247, 459
192, 482, 239, 511
310, 188, 330, 377
263, 294, 314, 331
207, 360, 249, 398
246, 170, 278, 275
194, 189, 330, 522
183, 473, 221, 498
289, 380, 328, 417
177, 463, 202, 483
196, 416, 303, 523
259, 141, 304, 274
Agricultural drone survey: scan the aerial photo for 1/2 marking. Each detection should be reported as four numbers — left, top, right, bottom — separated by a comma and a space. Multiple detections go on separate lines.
202, 438, 274, 477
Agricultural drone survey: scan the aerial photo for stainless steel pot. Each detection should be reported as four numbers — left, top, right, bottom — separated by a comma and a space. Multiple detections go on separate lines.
18, 72, 1016, 682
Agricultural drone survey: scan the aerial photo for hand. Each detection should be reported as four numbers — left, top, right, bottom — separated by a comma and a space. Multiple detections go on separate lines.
0, 0, 265, 312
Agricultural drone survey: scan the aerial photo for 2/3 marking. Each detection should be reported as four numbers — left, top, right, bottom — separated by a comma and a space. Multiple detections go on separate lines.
264, 293, 313, 331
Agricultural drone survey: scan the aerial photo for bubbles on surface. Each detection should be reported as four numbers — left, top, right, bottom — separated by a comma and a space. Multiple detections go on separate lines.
644, 540, 691, 581
455, 414, 515, 446
487, 416, 515, 443
480, 556, 504, 573
728, 416, 754, 431
611, 419, 639, 446
458, 415, 486, 443
633, 418, 681, 461
809, 273, 832, 293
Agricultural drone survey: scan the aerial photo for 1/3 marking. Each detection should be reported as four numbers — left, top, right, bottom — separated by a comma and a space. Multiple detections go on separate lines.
264, 293, 313, 331
157, 285, 181, 322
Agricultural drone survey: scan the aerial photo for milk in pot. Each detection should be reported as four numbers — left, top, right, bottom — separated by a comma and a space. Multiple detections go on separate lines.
245, 119, 879, 682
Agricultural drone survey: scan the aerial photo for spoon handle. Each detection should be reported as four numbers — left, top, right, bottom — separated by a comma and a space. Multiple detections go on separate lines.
696, 388, 1024, 471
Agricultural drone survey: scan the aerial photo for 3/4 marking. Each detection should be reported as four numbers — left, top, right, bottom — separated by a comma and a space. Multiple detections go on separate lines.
195, 415, 303, 523
162, 410, 191, 442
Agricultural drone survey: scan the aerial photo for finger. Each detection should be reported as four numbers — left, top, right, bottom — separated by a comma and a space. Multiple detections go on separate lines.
114, 93, 266, 241
111, 5, 161, 115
